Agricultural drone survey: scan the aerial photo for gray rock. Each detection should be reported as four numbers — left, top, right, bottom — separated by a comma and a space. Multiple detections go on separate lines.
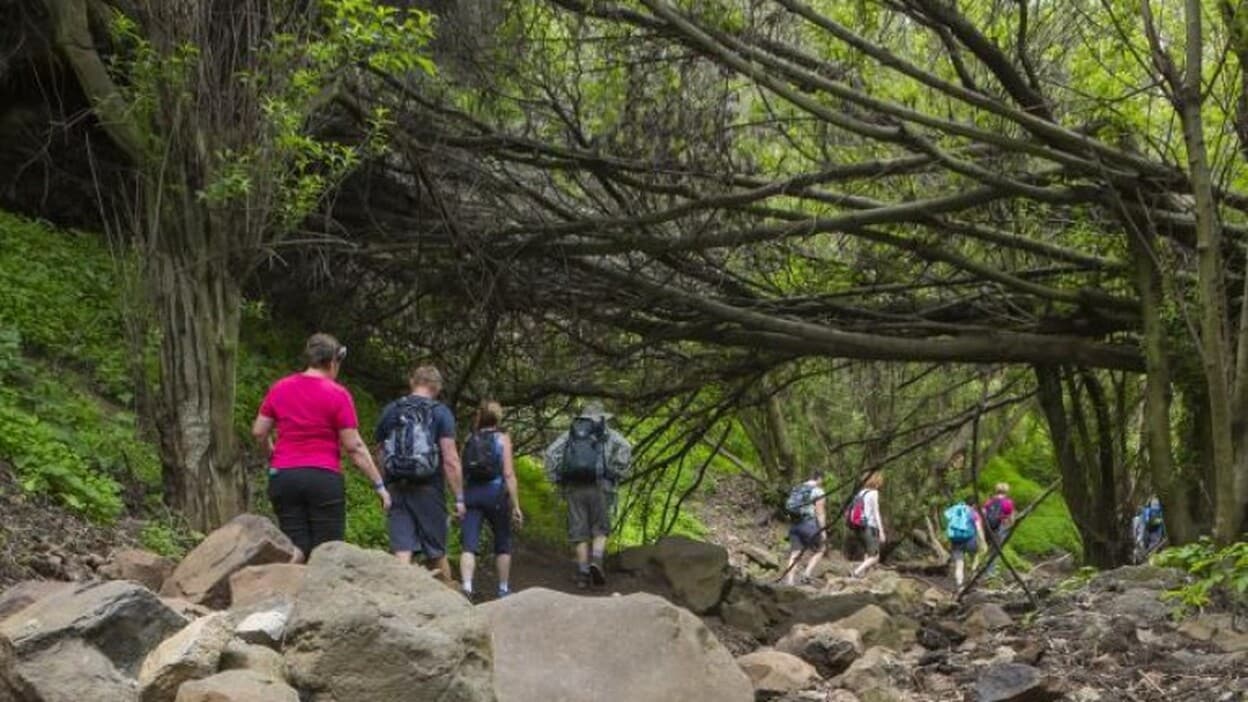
2, 637, 137, 702
654, 536, 731, 614
481, 587, 752, 702
139, 612, 233, 702
722, 588, 770, 638
835, 646, 911, 700
233, 606, 289, 648
1090, 565, 1185, 592
974, 662, 1061, 702
775, 622, 863, 677
0, 579, 187, 676
283, 541, 494, 701
741, 545, 780, 571
1104, 588, 1169, 622
736, 649, 821, 696
966, 604, 1013, 637
161, 514, 297, 609
830, 605, 914, 650
174, 669, 298, 702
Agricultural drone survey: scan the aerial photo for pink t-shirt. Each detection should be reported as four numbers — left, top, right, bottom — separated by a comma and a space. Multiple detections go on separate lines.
258, 373, 358, 472
983, 496, 1015, 522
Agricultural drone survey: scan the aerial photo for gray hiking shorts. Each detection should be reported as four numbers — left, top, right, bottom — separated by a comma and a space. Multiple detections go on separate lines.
565, 483, 610, 542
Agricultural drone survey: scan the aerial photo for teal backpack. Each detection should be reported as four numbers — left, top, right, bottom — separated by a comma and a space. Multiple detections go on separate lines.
944, 503, 976, 543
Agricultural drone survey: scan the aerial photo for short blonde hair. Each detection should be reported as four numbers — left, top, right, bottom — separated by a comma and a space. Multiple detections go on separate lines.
864, 471, 884, 489
995, 482, 1010, 494
408, 365, 443, 390
477, 400, 503, 429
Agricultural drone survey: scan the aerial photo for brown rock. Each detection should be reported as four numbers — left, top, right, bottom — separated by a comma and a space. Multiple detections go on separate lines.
101, 549, 176, 592
174, 669, 298, 702
218, 640, 285, 679
831, 605, 914, 650
228, 564, 306, 608
0, 581, 72, 623
138, 612, 233, 702
966, 603, 1013, 637
775, 622, 863, 677
736, 649, 821, 695
161, 515, 296, 609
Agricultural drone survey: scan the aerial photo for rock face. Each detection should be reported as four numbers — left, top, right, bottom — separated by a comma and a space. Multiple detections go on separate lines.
161, 514, 297, 609
775, 622, 863, 677
101, 549, 177, 592
481, 588, 753, 702
0, 581, 73, 623
228, 564, 306, 608
138, 612, 233, 702
0, 580, 187, 677
282, 541, 494, 702
974, 662, 1060, 702
736, 649, 821, 696
620, 536, 730, 614
174, 669, 299, 702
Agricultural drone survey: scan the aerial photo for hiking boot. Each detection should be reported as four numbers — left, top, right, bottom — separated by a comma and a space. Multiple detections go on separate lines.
575, 571, 591, 590
589, 562, 607, 586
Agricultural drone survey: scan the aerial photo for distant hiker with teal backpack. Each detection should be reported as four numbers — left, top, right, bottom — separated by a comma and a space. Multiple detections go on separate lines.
849, 471, 886, 578
944, 497, 985, 588
782, 476, 827, 586
375, 365, 463, 583
458, 400, 524, 601
544, 401, 632, 589
1133, 496, 1166, 562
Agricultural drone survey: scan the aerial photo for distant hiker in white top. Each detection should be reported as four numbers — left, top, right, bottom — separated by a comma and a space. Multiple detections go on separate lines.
782, 476, 827, 586
849, 471, 886, 578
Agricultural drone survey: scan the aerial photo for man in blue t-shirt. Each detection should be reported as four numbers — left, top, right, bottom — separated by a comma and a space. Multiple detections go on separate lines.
375, 365, 463, 582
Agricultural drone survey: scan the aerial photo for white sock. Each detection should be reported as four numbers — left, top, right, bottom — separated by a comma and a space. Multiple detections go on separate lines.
498, 582, 509, 594
462, 579, 473, 594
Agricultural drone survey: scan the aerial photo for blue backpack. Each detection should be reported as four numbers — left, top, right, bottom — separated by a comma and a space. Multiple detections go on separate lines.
944, 503, 976, 543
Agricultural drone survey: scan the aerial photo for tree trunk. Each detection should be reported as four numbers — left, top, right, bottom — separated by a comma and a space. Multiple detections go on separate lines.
151, 241, 247, 531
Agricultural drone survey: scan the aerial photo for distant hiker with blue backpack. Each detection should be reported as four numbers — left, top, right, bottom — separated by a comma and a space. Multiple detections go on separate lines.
543, 402, 632, 589
458, 400, 523, 600
375, 365, 464, 582
783, 477, 827, 586
944, 497, 986, 588
848, 471, 886, 578
1132, 496, 1166, 562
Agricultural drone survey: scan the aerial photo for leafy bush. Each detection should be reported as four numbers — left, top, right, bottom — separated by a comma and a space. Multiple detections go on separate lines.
140, 517, 203, 560
1154, 538, 1248, 615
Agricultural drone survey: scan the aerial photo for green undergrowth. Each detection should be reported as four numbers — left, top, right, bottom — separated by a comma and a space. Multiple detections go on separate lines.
0, 213, 160, 520
1154, 539, 1248, 616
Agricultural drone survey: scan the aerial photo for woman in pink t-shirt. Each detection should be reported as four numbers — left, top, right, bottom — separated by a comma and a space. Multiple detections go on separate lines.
251, 333, 391, 562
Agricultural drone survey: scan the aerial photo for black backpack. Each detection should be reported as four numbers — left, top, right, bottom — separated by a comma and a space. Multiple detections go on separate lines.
784, 484, 814, 522
985, 498, 1005, 531
463, 430, 502, 484
382, 397, 440, 484
559, 417, 605, 483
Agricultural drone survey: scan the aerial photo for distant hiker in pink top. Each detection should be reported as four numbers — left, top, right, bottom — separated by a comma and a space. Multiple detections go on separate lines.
251, 333, 390, 562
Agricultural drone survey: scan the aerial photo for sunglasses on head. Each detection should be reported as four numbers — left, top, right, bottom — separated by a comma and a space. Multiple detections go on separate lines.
336, 346, 348, 362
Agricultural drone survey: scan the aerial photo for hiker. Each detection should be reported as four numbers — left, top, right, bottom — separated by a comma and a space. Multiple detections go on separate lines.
543, 401, 632, 589
783, 476, 827, 586
848, 471, 886, 578
252, 333, 391, 563
944, 497, 985, 588
981, 483, 1015, 574
375, 365, 464, 582
1135, 496, 1166, 560
459, 400, 524, 600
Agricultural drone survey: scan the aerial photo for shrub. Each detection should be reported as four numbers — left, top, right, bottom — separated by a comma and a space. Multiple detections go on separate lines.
1154, 538, 1248, 615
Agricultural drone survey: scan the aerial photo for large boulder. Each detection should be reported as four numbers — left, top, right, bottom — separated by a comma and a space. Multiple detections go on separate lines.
161, 515, 297, 609
621, 536, 730, 614
0, 581, 73, 623
282, 541, 494, 702
0, 579, 187, 677
228, 564, 306, 608
174, 669, 299, 702
101, 549, 177, 592
1, 637, 138, 701
775, 622, 863, 677
736, 649, 821, 697
481, 588, 753, 702
138, 612, 233, 702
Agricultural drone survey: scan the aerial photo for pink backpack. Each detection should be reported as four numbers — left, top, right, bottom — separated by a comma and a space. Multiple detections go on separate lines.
845, 491, 866, 530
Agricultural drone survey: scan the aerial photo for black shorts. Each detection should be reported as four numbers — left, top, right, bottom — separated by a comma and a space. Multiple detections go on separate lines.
859, 526, 880, 556
462, 480, 512, 555
387, 482, 448, 558
565, 483, 610, 542
788, 519, 824, 551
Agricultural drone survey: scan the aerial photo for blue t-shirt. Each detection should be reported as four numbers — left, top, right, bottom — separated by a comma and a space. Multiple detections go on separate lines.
374, 396, 456, 486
